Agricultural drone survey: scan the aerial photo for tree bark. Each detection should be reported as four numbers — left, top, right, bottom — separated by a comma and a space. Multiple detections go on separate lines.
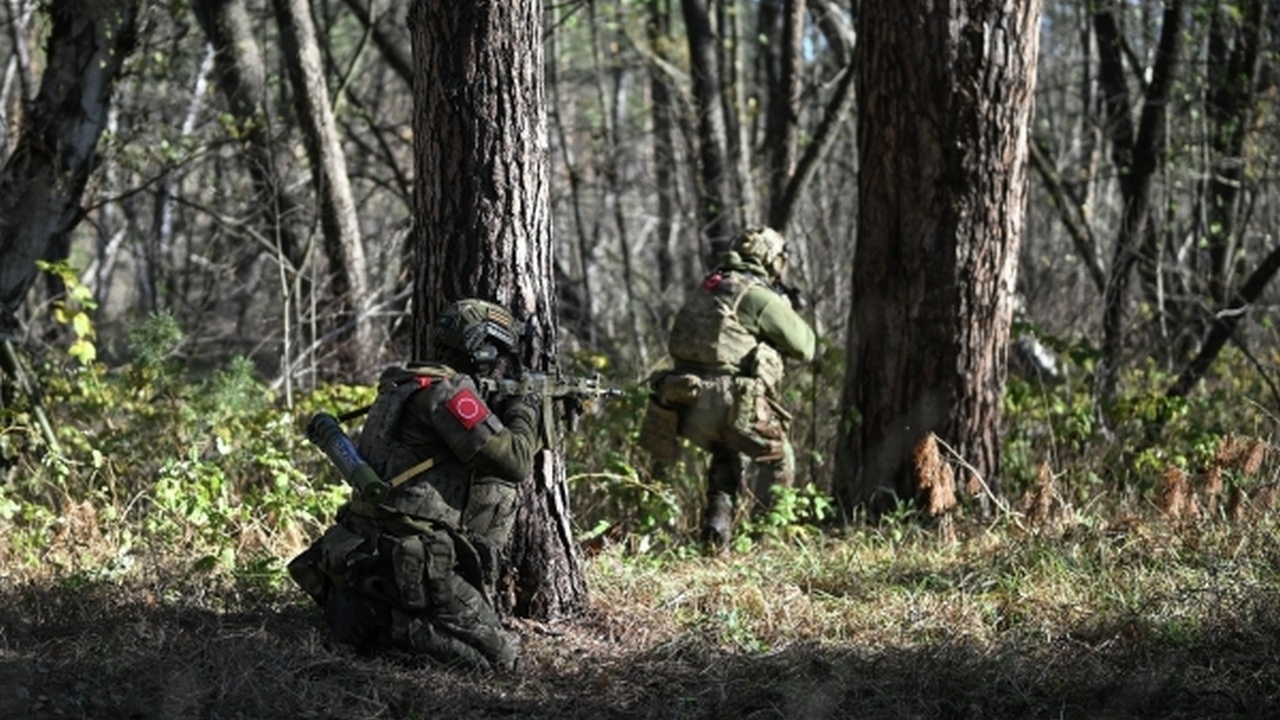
681, 0, 735, 260
272, 0, 372, 372
0, 0, 139, 336
408, 0, 584, 620
194, 0, 309, 272
835, 0, 1041, 515
1091, 0, 1185, 411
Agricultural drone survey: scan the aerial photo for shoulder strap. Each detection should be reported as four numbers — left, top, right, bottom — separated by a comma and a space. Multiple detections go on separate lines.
336, 364, 459, 424
726, 271, 763, 318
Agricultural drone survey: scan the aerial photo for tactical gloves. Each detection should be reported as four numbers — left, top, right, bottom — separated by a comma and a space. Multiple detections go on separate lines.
501, 394, 542, 439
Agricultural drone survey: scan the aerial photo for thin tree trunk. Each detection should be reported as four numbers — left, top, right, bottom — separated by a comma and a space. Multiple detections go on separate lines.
596, 3, 648, 370
1027, 138, 1106, 293
545, 18, 597, 348
718, 0, 754, 225
1091, 0, 1185, 411
3, 0, 36, 141
646, 0, 681, 299
1169, 240, 1280, 399
761, 0, 857, 234
273, 0, 372, 373
682, 0, 735, 260
764, 0, 805, 229
774, 44, 856, 235
1202, 0, 1264, 306
195, 0, 310, 272
339, 0, 412, 87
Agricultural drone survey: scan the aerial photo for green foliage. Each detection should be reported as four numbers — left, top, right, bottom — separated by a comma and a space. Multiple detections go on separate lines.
7, 300, 1276, 590
564, 384, 700, 551
127, 310, 185, 371
0, 313, 358, 583
1000, 331, 1276, 504
37, 260, 99, 366
734, 483, 834, 552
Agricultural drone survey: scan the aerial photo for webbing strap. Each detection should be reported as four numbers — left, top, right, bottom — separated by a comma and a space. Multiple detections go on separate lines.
337, 404, 372, 424
387, 454, 446, 489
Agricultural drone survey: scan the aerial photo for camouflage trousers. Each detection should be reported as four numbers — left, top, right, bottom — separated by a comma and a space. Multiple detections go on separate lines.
288, 505, 518, 672
676, 374, 796, 508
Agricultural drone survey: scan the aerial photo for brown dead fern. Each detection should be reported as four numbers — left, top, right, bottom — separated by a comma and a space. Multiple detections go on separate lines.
912, 433, 956, 518
1020, 461, 1069, 530
1157, 466, 1199, 523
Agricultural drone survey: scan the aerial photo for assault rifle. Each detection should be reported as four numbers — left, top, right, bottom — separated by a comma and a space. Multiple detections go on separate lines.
305, 412, 390, 502
476, 370, 622, 443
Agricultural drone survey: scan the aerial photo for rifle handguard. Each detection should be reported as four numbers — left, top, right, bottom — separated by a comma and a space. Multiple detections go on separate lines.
477, 371, 621, 441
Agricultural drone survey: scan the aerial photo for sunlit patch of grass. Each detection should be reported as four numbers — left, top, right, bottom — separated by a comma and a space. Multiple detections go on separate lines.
586, 507, 1280, 674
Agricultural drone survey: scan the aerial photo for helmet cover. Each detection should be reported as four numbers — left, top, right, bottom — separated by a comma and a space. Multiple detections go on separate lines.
433, 299, 520, 364
733, 226, 788, 277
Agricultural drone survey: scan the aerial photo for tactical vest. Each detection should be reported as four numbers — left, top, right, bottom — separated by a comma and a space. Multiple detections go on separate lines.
356, 364, 501, 528
358, 365, 444, 480
668, 270, 763, 372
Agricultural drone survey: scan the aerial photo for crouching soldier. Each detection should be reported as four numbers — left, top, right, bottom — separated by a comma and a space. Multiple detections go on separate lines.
289, 299, 543, 672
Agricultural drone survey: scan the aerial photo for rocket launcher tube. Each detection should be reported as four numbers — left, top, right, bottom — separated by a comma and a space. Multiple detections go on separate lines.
305, 412, 389, 503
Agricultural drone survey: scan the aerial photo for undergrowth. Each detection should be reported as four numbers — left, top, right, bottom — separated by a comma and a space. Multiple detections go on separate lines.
1, 312, 1279, 717
1, 310, 1278, 577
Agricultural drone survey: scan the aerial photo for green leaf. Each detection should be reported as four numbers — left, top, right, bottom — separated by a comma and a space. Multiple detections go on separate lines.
69, 339, 97, 364
72, 312, 94, 339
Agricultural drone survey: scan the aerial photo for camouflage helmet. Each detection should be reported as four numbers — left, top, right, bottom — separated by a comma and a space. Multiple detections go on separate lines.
733, 226, 788, 279
433, 299, 521, 366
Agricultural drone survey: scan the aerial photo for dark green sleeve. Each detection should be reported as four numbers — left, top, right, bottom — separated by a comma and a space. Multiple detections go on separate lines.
739, 285, 816, 362
469, 399, 543, 483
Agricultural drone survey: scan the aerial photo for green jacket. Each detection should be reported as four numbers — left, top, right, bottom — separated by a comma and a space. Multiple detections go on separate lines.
355, 364, 541, 532
668, 252, 816, 375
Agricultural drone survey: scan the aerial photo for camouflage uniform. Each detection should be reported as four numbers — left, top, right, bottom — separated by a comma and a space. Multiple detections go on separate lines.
289, 300, 542, 672
648, 227, 815, 552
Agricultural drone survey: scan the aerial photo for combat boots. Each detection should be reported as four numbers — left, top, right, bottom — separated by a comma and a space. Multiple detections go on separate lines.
700, 492, 734, 555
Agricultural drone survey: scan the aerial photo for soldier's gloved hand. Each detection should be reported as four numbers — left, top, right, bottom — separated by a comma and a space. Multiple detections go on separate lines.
501, 394, 543, 438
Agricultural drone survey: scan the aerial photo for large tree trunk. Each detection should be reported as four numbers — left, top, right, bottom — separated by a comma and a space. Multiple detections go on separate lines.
408, 0, 585, 620
272, 0, 372, 373
835, 0, 1041, 516
0, 0, 140, 336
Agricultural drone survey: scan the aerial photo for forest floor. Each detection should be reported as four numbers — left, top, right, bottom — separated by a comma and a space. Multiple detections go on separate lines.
2, 523, 1279, 720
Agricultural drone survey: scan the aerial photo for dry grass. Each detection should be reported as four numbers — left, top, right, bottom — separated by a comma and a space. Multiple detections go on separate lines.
3, 505, 1280, 720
